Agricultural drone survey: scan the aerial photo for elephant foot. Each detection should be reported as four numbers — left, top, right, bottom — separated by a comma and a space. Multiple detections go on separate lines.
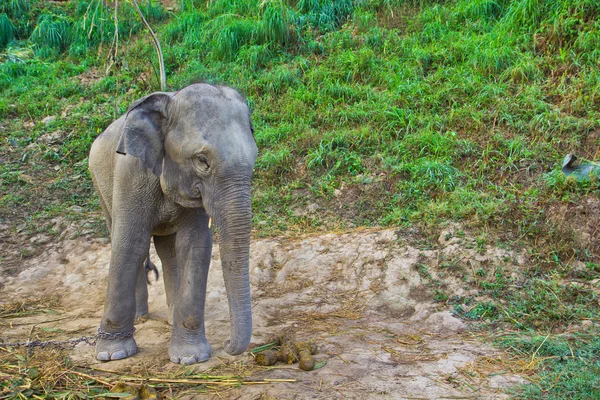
169, 337, 211, 365
167, 307, 173, 326
96, 336, 137, 361
135, 313, 149, 324
135, 306, 149, 321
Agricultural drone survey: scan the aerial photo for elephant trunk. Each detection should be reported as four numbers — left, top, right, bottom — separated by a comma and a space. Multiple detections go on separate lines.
210, 178, 253, 355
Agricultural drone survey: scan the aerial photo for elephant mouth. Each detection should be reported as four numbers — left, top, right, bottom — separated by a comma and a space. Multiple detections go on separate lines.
175, 196, 204, 208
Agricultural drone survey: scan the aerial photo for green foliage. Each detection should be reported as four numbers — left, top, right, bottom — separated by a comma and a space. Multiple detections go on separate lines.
214, 18, 255, 61
455, 0, 509, 22
0, 45, 33, 63
258, 1, 293, 45
307, 131, 366, 176
30, 14, 72, 56
0, 0, 169, 58
0, 13, 14, 50
505, 278, 599, 327
501, 332, 600, 399
453, 301, 498, 320
0, 0, 32, 20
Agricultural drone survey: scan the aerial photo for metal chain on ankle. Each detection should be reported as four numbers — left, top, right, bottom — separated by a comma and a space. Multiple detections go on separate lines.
97, 327, 136, 340
0, 328, 135, 356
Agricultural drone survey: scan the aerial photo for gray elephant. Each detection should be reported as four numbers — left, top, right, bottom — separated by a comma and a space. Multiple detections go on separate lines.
88, 83, 257, 364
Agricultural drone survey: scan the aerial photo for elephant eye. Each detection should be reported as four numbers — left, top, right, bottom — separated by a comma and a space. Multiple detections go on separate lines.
193, 154, 210, 173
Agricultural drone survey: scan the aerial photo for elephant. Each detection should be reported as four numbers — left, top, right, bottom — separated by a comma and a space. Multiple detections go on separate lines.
88, 83, 258, 365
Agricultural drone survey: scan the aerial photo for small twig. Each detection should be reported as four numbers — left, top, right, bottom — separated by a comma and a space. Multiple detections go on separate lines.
333, 353, 349, 364
77, 365, 121, 375
121, 376, 296, 386
364, 347, 383, 361
1, 316, 70, 326
69, 370, 113, 387
114, 0, 119, 61
130, 0, 166, 90
529, 333, 550, 368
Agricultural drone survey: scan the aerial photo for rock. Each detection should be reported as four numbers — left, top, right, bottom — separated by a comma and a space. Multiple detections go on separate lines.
489, 374, 527, 389
334, 189, 342, 197
307, 203, 320, 213
438, 225, 461, 246
29, 235, 50, 245
293, 203, 320, 217
61, 105, 74, 118
580, 319, 593, 328
40, 131, 63, 144
292, 208, 307, 217
42, 116, 57, 125
69, 205, 84, 213
19, 174, 33, 184
23, 121, 35, 129
424, 311, 466, 334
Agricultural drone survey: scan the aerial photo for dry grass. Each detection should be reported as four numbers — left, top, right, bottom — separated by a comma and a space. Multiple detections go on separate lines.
0, 345, 296, 399
0, 291, 297, 399
0, 296, 62, 319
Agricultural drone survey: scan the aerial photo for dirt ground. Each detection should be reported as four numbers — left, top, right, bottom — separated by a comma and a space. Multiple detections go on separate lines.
0, 228, 528, 399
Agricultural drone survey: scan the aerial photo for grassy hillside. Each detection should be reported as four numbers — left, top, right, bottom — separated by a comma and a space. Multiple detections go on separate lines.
1, 0, 599, 397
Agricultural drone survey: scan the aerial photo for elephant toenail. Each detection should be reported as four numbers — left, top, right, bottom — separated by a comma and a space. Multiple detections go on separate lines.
180, 355, 197, 365
198, 353, 210, 362
110, 350, 127, 360
97, 352, 110, 361
127, 348, 137, 357
170, 356, 180, 364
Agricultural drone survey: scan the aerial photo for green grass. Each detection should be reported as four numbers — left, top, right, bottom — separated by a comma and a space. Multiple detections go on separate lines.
501, 331, 600, 399
0, 13, 14, 49
0, 0, 600, 397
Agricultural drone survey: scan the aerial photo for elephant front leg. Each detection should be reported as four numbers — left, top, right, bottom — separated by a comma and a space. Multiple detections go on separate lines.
97, 224, 150, 361
169, 210, 213, 365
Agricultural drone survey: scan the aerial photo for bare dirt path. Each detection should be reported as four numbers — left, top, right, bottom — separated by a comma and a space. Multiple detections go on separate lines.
0, 228, 526, 399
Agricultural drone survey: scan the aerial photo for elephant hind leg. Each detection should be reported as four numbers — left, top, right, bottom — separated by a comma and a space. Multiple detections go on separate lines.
135, 258, 149, 320
154, 234, 178, 326
135, 251, 160, 320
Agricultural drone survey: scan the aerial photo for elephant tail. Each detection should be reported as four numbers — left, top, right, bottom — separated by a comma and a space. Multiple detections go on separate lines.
144, 257, 159, 284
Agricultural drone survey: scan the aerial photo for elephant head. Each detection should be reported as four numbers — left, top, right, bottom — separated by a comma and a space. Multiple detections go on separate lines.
115, 83, 257, 355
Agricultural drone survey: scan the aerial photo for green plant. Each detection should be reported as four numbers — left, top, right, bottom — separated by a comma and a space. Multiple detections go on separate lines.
501, 331, 600, 399
30, 14, 72, 55
214, 19, 254, 61
258, 0, 292, 46
0, 13, 14, 49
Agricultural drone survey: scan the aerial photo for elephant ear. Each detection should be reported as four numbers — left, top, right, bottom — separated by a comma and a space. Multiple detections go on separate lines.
116, 92, 172, 176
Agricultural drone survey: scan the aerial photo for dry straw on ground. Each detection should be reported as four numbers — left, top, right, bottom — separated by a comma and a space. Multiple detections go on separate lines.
0, 344, 296, 399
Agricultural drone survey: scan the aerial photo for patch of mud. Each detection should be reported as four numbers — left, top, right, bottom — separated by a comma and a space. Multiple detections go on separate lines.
0, 228, 527, 399
548, 196, 600, 250
76, 67, 103, 87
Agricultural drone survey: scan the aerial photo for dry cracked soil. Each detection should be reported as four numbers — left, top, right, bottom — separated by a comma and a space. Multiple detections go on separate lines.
0, 228, 528, 399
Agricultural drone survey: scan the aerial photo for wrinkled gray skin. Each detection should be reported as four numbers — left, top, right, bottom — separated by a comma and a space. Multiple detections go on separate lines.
88, 84, 257, 365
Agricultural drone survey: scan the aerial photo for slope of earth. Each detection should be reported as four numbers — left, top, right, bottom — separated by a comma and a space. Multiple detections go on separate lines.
0, 229, 527, 399
1, 0, 600, 398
